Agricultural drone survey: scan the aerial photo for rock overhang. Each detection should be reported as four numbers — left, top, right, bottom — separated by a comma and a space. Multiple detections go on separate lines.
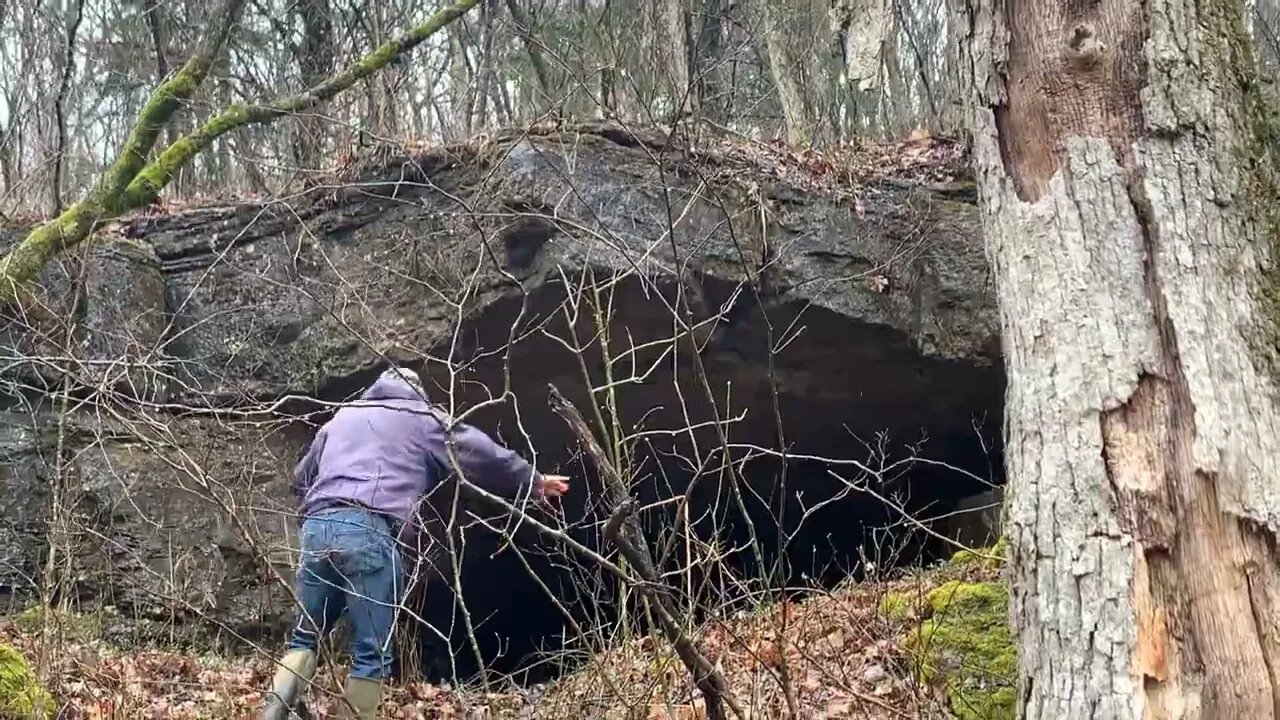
0, 124, 1003, 679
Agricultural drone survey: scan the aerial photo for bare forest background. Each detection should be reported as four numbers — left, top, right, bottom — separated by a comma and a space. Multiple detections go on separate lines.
6, 0, 1277, 218
2, 0, 957, 217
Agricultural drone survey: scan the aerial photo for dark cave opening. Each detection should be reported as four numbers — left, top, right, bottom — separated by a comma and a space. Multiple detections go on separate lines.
298, 272, 1005, 686
405, 429, 1002, 685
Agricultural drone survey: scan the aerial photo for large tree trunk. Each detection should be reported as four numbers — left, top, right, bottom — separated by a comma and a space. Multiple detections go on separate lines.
750, 0, 809, 144
648, 0, 692, 116
292, 0, 334, 171
692, 0, 728, 122
831, 0, 892, 94
956, 0, 1280, 717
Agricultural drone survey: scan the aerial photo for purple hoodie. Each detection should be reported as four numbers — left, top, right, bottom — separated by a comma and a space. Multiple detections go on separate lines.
293, 371, 543, 524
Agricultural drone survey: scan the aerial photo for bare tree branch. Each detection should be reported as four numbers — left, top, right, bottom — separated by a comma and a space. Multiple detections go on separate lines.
50, 0, 86, 214
0, 0, 249, 303
0, 0, 479, 305
550, 382, 743, 720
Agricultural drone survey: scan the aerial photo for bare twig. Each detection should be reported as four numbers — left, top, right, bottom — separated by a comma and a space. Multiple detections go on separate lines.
550, 383, 743, 720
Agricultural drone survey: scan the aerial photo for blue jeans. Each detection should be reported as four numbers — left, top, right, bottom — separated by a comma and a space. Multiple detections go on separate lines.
286, 507, 402, 680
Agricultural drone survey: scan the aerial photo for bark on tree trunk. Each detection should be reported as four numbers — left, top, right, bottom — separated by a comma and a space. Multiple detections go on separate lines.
751, 0, 808, 144
504, 0, 553, 101
692, 0, 728, 122
143, 0, 169, 80
956, 0, 1280, 716
293, 0, 334, 171
472, 0, 495, 128
649, 0, 692, 116
50, 0, 85, 214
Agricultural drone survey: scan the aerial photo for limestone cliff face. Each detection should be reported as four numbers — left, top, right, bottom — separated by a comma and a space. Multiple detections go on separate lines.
0, 125, 1001, 668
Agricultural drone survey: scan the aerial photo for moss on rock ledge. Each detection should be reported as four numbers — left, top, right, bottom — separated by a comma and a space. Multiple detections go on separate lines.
877, 592, 914, 621
875, 542, 1014, 720
947, 537, 1007, 570
0, 643, 55, 719
906, 579, 1015, 720
12, 605, 103, 642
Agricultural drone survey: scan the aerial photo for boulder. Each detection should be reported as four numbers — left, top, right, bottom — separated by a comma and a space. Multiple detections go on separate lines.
0, 125, 1002, 675
946, 487, 1006, 549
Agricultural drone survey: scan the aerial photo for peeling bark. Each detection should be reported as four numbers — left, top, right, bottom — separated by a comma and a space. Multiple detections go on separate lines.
957, 0, 1280, 716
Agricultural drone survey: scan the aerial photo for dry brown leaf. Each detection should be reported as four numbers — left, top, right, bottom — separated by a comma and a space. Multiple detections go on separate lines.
824, 694, 856, 717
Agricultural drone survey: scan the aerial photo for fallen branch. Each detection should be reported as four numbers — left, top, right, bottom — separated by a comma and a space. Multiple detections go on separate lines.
546, 383, 656, 570
548, 383, 742, 720
604, 500, 743, 720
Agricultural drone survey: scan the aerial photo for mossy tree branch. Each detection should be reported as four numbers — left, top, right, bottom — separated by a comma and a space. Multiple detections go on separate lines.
97, 0, 249, 203
0, 0, 247, 304
0, 0, 479, 305
124, 0, 478, 207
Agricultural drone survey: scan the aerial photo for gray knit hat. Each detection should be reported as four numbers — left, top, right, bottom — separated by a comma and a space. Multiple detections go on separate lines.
380, 364, 424, 392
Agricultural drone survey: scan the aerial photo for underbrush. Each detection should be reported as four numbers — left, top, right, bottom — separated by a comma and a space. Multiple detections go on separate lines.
0, 548, 1011, 719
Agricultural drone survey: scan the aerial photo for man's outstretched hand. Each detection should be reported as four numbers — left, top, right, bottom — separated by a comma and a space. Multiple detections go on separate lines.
538, 474, 570, 498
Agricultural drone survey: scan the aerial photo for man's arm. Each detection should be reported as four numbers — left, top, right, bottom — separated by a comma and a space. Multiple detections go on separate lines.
439, 421, 548, 499
293, 426, 328, 501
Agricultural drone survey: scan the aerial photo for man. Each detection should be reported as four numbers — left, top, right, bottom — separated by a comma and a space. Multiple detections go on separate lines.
261, 365, 569, 720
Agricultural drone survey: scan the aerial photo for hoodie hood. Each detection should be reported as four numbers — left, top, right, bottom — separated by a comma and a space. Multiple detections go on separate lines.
362, 366, 425, 401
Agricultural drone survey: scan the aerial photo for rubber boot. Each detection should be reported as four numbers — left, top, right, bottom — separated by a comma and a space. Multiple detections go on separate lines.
260, 648, 317, 720
337, 676, 383, 720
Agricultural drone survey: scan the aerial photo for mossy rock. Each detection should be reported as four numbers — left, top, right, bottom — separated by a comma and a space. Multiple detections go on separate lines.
11, 605, 103, 642
948, 538, 1008, 570
877, 592, 915, 621
905, 580, 1015, 720
0, 643, 55, 719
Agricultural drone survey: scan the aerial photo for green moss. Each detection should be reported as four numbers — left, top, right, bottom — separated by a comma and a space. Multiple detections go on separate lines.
360, 39, 404, 72
1, 0, 482, 305
124, 0, 481, 208
0, 643, 55, 719
122, 136, 199, 208
11, 605, 103, 641
904, 580, 1015, 720
949, 537, 1008, 570
877, 592, 913, 621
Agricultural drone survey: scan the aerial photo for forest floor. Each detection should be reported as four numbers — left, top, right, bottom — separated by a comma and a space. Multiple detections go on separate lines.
0, 548, 1010, 720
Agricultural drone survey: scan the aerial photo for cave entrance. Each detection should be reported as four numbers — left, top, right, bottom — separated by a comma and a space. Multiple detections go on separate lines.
299, 275, 1005, 685
405, 423, 1003, 685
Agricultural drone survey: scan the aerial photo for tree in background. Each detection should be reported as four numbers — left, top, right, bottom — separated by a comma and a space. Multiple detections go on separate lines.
0, 0, 955, 220
0, 0, 479, 304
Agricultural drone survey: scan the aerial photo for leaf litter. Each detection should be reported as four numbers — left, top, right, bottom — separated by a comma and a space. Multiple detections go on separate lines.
1, 560, 996, 719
